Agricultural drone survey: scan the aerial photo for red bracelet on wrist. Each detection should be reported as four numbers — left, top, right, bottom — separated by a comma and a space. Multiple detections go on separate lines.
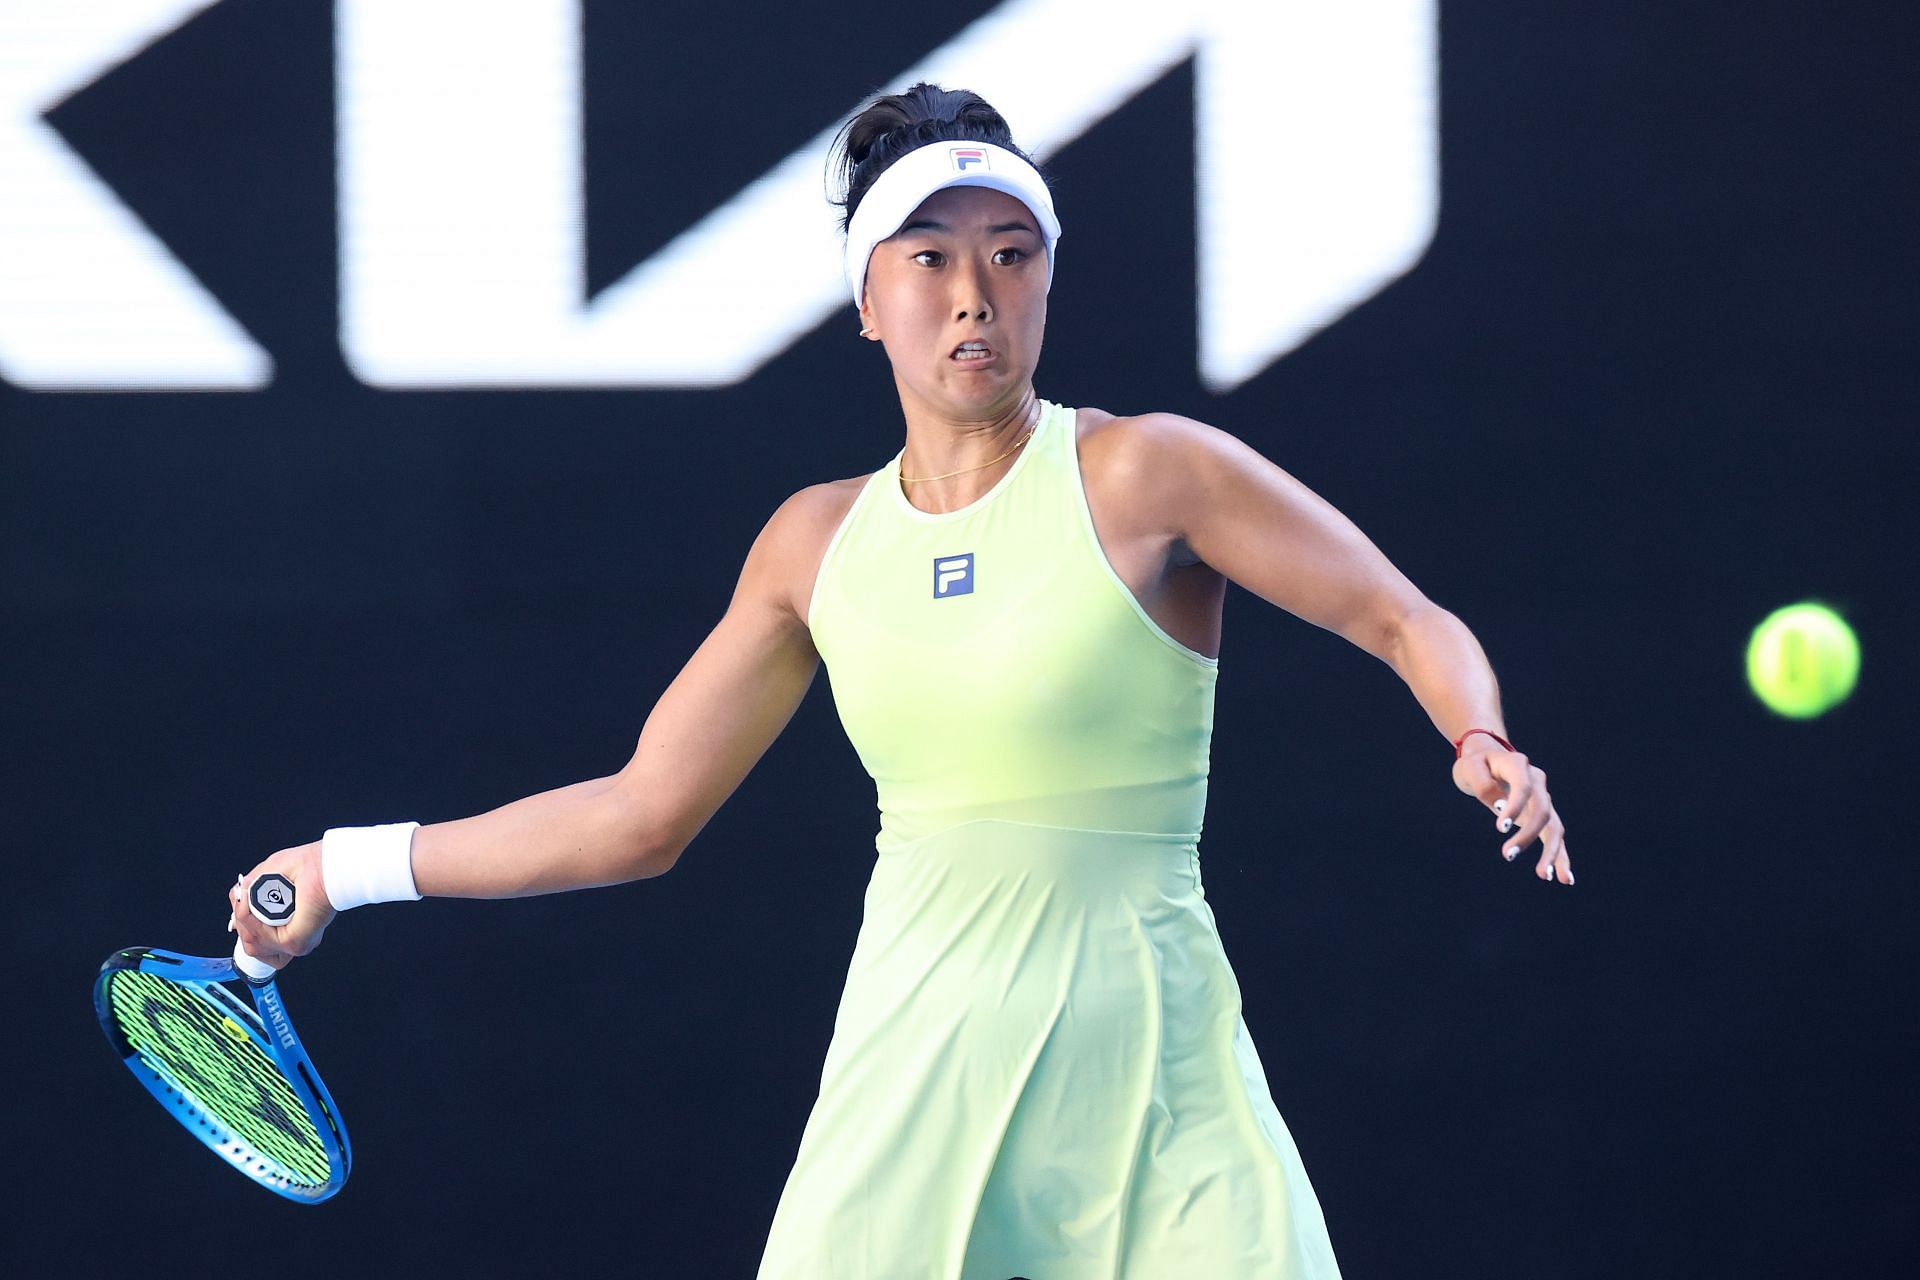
1452, 728, 1515, 759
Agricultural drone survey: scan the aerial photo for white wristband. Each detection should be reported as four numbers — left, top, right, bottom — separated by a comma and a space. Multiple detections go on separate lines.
320, 822, 422, 911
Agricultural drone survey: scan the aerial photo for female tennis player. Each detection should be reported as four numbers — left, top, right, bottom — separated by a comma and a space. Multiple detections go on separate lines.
232, 83, 1570, 1277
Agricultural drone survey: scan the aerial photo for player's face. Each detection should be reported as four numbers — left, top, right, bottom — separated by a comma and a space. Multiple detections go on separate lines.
859, 185, 1048, 418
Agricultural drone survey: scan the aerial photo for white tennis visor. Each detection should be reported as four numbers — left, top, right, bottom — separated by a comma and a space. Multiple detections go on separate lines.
845, 141, 1062, 311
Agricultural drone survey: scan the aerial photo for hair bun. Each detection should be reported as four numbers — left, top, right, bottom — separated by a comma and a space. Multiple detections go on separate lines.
827, 84, 1041, 233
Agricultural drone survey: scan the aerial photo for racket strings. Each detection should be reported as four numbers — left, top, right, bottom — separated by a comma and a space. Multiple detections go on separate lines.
104, 969, 331, 1185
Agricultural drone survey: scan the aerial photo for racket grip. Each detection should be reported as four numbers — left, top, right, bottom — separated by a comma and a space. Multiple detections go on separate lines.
233, 939, 276, 984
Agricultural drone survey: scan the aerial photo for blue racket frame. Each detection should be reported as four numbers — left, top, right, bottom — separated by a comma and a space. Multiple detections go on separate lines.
94, 946, 352, 1203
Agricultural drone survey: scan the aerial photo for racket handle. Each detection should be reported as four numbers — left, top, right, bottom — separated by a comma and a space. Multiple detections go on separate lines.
234, 873, 294, 983
233, 939, 276, 984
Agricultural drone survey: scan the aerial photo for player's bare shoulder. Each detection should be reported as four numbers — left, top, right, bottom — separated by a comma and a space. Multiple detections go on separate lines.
1074, 405, 1227, 460
1072, 406, 1227, 523
750, 473, 872, 624
773, 473, 868, 555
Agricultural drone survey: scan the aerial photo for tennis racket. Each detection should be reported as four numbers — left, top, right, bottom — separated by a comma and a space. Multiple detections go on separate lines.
93, 874, 351, 1203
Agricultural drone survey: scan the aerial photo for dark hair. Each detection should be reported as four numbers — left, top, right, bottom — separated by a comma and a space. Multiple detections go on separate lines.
827, 83, 1043, 234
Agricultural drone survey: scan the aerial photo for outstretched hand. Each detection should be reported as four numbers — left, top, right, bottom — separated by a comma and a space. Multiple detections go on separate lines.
229, 840, 336, 970
1452, 745, 1572, 885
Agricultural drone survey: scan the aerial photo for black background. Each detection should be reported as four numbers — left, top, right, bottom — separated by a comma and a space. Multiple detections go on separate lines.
4, 1, 1914, 1275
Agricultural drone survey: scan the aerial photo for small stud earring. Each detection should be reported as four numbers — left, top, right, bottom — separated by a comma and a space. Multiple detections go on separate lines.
859, 327, 876, 338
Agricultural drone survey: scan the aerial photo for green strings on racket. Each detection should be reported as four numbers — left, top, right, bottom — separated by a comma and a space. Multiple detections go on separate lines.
104, 968, 331, 1185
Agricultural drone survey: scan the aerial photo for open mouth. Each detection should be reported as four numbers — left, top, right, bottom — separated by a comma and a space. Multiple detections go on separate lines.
951, 340, 995, 363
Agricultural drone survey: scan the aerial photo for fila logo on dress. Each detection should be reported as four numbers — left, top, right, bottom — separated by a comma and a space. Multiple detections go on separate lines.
934, 554, 975, 598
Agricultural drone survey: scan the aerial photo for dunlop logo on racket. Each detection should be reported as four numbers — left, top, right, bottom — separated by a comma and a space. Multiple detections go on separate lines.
249, 873, 297, 925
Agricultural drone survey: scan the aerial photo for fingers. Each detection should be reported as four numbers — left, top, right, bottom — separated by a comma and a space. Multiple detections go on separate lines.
1468, 752, 1574, 887
1537, 819, 1574, 885
1509, 799, 1573, 887
1496, 760, 1546, 849
1493, 755, 1535, 839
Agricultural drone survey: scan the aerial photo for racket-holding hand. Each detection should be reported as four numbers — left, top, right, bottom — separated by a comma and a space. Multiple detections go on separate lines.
1451, 742, 1573, 885
230, 841, 337, 970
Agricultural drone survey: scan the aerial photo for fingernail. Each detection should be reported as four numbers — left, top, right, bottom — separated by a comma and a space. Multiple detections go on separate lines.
1567, 872, 1575, 885
1497, 818, 1512, 833
227, 914, 235, 932
1504, 847, 1516, 861
1493, 799, 1506, 813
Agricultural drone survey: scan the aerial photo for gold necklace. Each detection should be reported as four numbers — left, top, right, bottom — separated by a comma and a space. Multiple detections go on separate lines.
899, 408, 1040, 484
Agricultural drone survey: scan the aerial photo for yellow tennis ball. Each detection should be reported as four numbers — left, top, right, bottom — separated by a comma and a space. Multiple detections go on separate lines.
1746, 603, 1859, 719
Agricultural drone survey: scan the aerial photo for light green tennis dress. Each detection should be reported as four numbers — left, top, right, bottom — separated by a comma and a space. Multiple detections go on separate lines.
759, 399, 1342, 1279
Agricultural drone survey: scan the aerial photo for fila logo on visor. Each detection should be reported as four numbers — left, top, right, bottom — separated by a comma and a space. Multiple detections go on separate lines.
948, 147, 988, 172
934, 554, 975, 598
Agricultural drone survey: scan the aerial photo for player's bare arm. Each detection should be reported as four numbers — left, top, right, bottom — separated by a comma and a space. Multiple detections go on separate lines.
232, 483, 855, 966
1097, 412, 1571, 883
